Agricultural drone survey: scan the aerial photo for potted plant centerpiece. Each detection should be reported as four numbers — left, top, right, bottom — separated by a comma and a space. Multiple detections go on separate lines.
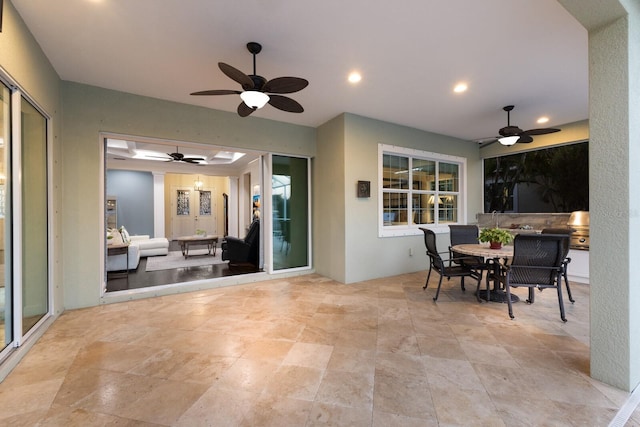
479, 227, 513, 249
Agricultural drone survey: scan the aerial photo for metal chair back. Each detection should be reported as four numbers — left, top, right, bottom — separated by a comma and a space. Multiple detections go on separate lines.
503, 233, 568, 321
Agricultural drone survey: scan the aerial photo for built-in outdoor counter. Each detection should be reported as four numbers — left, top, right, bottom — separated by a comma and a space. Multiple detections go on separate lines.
474, 212, 589, 284
476, 212, 572, 230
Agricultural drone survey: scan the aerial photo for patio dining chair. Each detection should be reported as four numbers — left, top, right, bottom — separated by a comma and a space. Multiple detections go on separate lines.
496, 234, 567, 321
449, 224, 491, 268
420, 227, 482, 301
541, 228, 575, 303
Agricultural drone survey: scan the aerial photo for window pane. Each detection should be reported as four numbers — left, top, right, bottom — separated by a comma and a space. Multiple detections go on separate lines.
21, 97, 49, 334
176, 190, 190, 215
380, 145, 464, 232
383, 154, 409, 190
272, 155, 308, 270
199, 191, 212, 216
0, 83, 12, 349
413, 193, 435, 224
412, 159, 435, 190
438, 195, 458, 223
383, 192, 407, 225
439, 162, 459, 191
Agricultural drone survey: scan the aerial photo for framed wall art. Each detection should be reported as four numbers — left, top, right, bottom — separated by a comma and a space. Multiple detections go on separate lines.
357, 180, 370, 198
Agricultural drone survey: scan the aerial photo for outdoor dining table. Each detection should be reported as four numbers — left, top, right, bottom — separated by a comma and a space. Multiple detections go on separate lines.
451, 243, 519, 303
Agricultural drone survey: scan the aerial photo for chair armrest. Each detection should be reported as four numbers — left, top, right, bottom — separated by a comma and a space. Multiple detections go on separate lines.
223, 236, 248, 247
221, 236, 251, 261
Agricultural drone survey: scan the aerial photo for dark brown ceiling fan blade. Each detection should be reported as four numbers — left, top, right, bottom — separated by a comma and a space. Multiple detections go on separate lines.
517, 134, 534, 143
164, 147, 205, 163
268, 94, 304, 113
478, 139, 499, 148
263, 77, 309, 94
522, 128, 561, 136
218, 62, 254, 89
237, 102, 255, 117
190, 89, 241, 96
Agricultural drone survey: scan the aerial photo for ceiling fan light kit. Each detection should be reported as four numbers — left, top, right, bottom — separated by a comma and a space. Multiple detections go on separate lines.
498, 135, 520, 146
240, 90, 270, 109
191, 42, 308, 117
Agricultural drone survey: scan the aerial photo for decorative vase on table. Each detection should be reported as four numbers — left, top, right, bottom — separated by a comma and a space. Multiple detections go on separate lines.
489, 241, 502, 249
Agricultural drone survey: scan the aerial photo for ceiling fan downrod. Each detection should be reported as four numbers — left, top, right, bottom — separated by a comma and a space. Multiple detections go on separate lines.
504, 105, 514, 127
247, 42, 262, 76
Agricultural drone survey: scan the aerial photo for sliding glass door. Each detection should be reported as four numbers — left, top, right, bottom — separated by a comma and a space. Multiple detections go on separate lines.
272, 155, 309, 270
0, 83, 12, 353
0, 75, 51, 362
20, 97, 49, 335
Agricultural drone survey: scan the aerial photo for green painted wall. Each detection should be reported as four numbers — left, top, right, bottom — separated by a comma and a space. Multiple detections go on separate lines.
61, 81, 316, 308
314, 115, 347, 282
342, 113, 483, 283
560, 0, 640, 391
0, 1, 63, 317
314, 113, 484, 284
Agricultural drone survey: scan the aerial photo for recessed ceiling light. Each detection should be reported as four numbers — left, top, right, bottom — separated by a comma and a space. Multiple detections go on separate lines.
348, 71, 362, 84
537, 116, 550, 124
453, 82, 468, 93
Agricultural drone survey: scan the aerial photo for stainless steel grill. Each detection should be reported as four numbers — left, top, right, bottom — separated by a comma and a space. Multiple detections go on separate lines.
567, 211, 589, 250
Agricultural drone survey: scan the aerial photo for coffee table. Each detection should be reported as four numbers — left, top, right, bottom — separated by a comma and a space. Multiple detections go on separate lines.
177, 235, 219, 259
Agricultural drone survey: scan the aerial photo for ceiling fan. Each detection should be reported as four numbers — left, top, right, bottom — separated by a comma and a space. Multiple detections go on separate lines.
190, 42, 309, 117
478, 105, 561, 148
162, 147, 204, 164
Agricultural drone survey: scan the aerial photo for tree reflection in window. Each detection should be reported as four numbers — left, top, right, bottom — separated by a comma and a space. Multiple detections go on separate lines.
484, 142, 588, 213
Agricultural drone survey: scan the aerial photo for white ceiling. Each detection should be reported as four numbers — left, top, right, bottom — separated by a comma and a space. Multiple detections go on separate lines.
104, 138, 260, 175
12, 0, 588, 144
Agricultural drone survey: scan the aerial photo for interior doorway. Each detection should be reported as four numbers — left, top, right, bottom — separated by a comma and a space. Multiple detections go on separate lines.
102, 135, 266, 293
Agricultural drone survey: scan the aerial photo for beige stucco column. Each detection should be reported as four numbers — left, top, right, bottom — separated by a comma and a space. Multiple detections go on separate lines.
559, 0, 640, 391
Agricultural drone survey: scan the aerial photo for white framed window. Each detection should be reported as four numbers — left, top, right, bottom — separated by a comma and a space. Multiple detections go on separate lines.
378, 144, 467, 237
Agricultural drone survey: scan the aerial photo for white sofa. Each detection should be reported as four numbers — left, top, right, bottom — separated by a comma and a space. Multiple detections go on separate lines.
130, 235, 170, 257
106, 228, 169, 272
107, 243, 141, 272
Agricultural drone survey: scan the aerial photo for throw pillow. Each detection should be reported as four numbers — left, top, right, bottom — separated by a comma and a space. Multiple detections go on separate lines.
119, 226, 131, 244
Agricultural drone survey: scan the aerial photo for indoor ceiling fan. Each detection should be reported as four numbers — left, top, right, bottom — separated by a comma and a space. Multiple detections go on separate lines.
162, 147, 204, 164
190, 42, 309, 117
478, 105, 561, 148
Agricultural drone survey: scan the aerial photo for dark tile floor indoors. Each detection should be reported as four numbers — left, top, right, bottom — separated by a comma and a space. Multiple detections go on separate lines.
1, 266, 640, 425
106, 240, 260, 292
